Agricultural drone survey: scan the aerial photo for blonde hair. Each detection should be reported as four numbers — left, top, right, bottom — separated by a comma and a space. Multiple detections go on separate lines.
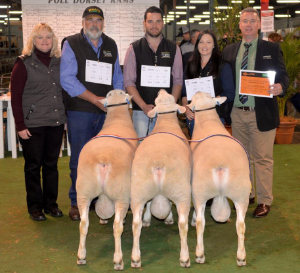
22, 23, 60, 58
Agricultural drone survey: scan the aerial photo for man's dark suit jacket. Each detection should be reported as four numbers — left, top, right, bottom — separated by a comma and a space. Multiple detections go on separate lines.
222, 38, 289, 132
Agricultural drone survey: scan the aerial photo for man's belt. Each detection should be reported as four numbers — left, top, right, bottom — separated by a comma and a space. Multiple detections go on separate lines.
237, 106, 255, 111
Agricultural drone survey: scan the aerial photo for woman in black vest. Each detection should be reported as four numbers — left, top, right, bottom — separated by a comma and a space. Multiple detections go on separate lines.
11, 23, 67, 221
182, 29, 235, 137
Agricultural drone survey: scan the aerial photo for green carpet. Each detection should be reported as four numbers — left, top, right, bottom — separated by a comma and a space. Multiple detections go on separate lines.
0, 145, 300, 273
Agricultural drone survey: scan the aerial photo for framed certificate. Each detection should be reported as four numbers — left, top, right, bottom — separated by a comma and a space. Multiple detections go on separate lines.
239, 70, 276, 98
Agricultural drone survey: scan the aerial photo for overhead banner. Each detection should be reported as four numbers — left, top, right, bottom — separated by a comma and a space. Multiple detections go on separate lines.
21, 0, 159, 64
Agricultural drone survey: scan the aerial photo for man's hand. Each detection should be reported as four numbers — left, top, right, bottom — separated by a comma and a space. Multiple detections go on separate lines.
141, 104, 155, 115
269, 83, 283, 96
96, 96, 107, 112
18, 129, 31, 140
185, 106, 195, 120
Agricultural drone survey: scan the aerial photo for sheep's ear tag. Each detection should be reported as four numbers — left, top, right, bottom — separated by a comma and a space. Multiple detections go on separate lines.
104, 102, 107, 107
126, 98, 130, 104
216, 101, 220, 106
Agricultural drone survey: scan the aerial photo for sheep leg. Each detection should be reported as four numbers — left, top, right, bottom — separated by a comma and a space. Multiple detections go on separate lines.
142, 201, 151, 227
235, 202, 248, 266
164, 202, 174, 225
77, 199, 91, 265
113, 203, 129, 270
176, 202, 190, 268
195, 203, 206, 264
131, 203, 144, 268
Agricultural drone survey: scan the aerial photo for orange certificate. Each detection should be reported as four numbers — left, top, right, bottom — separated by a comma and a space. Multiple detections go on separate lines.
239, 70, 276, 98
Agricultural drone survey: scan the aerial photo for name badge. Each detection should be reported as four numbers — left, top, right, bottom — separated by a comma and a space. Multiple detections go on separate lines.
161, 52, 170, 58
85, 60, 112, 85
103, 50, 112, 57
141, 65, 171, 88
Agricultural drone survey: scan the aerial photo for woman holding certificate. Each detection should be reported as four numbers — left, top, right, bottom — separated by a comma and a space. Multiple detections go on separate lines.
181, 29, 235, 137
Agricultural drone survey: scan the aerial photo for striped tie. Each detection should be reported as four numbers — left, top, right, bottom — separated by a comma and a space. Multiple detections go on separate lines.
239, 43, 252, 104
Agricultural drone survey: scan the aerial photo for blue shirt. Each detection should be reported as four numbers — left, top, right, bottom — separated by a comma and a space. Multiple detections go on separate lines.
60, 34, 123, 97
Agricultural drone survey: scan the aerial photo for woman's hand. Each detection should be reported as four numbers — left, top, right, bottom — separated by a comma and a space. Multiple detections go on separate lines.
18, 129, 32, 140
185, 106, 195, 120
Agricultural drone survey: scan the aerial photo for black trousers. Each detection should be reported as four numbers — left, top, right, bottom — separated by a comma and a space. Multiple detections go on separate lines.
19, 125, 64, 214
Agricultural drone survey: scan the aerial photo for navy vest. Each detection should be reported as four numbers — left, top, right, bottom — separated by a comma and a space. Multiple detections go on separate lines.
132, 37, 176, 111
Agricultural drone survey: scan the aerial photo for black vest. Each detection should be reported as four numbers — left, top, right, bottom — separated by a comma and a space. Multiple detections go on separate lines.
132, 37, 176, 111
64, 30, 117, 113
199, 59, 227, 119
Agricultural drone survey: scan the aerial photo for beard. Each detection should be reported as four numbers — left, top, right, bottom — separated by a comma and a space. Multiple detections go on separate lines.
84, 26, 102, 40
145, 28, 162, 38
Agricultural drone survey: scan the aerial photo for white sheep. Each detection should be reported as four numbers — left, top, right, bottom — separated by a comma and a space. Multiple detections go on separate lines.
76, 90, 138, 270
187, 92, 251, 267
130, 90, 192, 268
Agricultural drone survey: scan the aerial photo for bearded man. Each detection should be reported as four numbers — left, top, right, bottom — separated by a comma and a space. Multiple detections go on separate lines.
123, 6, 182, 138
60, 6, 123, 221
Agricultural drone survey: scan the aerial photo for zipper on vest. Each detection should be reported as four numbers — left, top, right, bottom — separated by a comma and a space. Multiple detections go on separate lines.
154, 55, 157, 66
26, 104, 35, 120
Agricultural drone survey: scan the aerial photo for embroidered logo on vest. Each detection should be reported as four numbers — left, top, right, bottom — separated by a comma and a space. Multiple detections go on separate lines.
103, 50, 112, 57
161, 52, 171, 58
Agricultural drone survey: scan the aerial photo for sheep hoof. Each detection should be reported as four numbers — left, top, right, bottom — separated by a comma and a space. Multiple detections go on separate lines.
114, 260, 124, 270
196, 255, 205, 264
237, 258, 246, 267
100, 219, 108, 225
180, 258, 190, 268
142, 221, 150, 227
131, 259, 141, 268
191, 220, 196, 227
164, 219, 174, 225
77, 258, 86, 265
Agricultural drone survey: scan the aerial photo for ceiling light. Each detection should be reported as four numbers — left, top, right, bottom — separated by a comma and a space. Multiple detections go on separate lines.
277, 0, 300, 2
4, 18, 20, 21
194, 15, 210, 18
0, 5, 11, 8
199, 21, 210, 25
275, 14, 291, 17
184, 1, 208, 3
215, 6, 233, 9
254, 6, 274, 9
176, 6, 196, 9
9, 11, 22, 14
0, 20, 4, 23
169, 11, 187, 15
0, 15, 7, 18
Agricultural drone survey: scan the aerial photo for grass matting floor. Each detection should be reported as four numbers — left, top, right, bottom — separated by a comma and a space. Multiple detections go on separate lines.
0, 145, 300, 273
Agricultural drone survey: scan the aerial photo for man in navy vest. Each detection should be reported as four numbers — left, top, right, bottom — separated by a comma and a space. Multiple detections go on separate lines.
60, 6, 123, 221
123, 6, 183, 138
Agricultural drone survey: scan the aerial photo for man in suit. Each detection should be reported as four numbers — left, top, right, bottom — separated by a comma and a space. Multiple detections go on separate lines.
222, 7, 289, 218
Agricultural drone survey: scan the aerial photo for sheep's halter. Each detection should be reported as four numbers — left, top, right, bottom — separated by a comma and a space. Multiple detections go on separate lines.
106, 102, 129, 108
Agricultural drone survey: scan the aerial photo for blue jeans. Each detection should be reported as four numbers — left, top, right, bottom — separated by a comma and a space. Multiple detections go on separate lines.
186, 117, 225, 137
132, 110, 157, 138
67, 111, 106, 206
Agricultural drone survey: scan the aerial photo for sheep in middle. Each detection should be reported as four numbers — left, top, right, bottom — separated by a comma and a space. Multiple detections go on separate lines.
130, 89, 192, 268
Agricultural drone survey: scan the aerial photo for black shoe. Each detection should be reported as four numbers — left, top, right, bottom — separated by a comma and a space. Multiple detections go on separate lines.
44, 207, 63, 217
30, 211, 46, 221
69, 205, 80, 221
253, 204, 270, 218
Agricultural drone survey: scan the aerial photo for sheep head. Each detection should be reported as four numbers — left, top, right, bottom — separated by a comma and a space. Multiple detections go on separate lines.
100, 89, 132, 107
187, 92, 227, 112
148, 89, 186, 118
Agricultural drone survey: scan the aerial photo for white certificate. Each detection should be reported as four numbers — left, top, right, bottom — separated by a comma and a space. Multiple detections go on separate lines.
140, 65, 171, 88
185, 76, 215, 101
85, 60, 112, 85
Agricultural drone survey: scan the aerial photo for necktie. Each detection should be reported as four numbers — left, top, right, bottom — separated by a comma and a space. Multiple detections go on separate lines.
239, 43, 252, 104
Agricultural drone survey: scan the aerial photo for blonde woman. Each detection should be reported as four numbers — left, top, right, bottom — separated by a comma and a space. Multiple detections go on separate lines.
11, 23, 67, 221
